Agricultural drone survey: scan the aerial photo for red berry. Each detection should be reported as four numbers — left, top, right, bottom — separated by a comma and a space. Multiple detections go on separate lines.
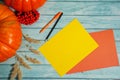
15, 10, 40, 25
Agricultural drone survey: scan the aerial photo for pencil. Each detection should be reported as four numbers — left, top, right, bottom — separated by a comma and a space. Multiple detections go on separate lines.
39, 12, 62, 33
45, 12, 63, 40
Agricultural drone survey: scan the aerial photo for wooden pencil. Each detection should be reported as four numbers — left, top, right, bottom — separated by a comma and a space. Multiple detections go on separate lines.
39, 12, 62, 33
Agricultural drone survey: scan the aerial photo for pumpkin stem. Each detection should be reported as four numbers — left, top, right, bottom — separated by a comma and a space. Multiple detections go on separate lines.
15, 10, 40, 25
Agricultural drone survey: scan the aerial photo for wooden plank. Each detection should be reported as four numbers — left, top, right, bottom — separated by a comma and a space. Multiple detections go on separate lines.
0, 78, 109, 80
0, 51, 120, 64
18, 40, 120, 52
1, 41, 120, 64
22, 16, 120, 29
0, 78, 95, 80
48, 0, 120, 1
38, 2, 120, 15
1, 0, 120, 3
0, 64, 120, 78
22, 29, 120, 40
0, 78, 114, 80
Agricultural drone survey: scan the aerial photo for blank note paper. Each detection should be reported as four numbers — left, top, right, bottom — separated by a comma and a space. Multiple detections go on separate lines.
39, 18, 98, 76
67, 29, 119, 74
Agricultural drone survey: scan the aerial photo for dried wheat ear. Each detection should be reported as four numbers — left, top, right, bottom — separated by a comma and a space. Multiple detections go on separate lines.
10, 62, 22, 80
29, 46, 40, 55
23, 34, 40, 44
16, 55, 31, 69
25, 55, 41, 64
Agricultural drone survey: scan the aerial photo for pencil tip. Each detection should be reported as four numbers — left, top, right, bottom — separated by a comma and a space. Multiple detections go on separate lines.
39, 30, 42, 33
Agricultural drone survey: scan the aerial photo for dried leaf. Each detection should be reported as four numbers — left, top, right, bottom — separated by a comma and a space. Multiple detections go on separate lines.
10, 63, 19, 80
25, 55, 41, 64
17, 68, 22, 80
23, 34, 40, 44
29, 46, 40, 55
16, 55, 31, 69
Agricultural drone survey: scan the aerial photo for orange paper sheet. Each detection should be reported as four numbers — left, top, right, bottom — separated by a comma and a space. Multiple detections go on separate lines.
67, 29, 119, 74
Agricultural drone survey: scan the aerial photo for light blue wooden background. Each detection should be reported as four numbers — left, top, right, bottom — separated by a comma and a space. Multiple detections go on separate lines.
0, 0, 120, 80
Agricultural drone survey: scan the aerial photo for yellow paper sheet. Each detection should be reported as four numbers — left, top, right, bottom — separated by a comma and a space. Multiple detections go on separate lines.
39, 18, 98, 76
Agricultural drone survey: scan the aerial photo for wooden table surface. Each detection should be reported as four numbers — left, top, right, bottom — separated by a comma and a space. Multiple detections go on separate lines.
0, 0, 120, 80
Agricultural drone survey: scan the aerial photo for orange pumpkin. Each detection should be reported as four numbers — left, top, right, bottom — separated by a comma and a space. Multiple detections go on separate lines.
0, 3, 22, 62
4, 0, 47, 25
4, 0, 47, 12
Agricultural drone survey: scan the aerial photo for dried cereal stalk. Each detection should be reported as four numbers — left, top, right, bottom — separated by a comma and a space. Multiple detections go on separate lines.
25, 55, 41, 64
16, 55, 31, 69
13, 62, 19, 68
29, 46, 40, 55
17, 68, 22, 80
10, 62, 19, 80
23, 34, 40, 44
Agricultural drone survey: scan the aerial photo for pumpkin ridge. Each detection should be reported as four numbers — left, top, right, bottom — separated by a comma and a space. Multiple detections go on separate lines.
0, 14, 15, 24
0, 17, 18, 25
0, 40, 16, 52
0, 7, 8, 21
0, 4, 8, 15
0, 41, 16, 60
29, 0, 32, 10
0, 31, 22, 51
21, 0, 23, 12
0, 7, 14, 21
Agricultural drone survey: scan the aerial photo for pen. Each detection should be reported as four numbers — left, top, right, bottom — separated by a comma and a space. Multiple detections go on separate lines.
39, 12, 62, 33
45, 12, 63, 40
